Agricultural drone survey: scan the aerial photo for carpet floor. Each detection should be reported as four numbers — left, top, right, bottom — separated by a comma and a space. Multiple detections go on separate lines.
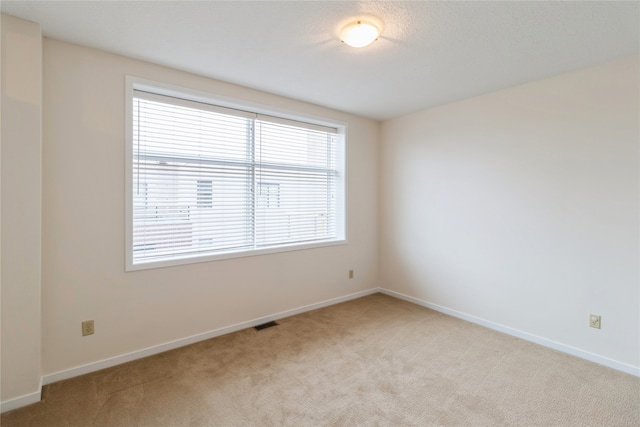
2, 293, 639, 426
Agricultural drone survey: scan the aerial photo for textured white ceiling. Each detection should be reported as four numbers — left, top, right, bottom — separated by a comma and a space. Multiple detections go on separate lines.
2, 1, 638, 120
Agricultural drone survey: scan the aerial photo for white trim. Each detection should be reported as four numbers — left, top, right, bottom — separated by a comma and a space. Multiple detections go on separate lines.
134, 89, 257, 121
7, 287, 637, 412
125, 76, 134, 271
42, 288, 378, 385
257, 113, 338, 134
0, 378, 42, 414
378, 288, 640, 377
126, 76, 347, 131
127, 239, 348, 272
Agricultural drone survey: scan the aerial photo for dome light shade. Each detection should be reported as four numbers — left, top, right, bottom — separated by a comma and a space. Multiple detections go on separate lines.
340, 20, 380, 48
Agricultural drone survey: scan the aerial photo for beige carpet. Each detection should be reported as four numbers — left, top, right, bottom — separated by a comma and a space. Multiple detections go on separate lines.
2, 293, 639, 426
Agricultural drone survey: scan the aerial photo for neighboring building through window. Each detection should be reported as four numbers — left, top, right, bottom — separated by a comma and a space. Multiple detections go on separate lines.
197, 180, 213, 208
258, 182, 280, 208
126, 78, 346, 270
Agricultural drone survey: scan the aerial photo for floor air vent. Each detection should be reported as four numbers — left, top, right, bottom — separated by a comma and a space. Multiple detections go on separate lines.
254, 321, 279, 331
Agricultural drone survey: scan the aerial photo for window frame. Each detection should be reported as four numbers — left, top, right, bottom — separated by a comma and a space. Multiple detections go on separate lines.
125, 76, 347, 271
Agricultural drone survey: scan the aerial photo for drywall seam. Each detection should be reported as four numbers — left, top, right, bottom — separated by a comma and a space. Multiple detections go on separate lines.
379, 288, 640, 377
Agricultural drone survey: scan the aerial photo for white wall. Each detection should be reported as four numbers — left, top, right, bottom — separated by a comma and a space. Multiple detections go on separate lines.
41, 39, 379, 376
1, 14, 43, 406
2, 15, 636, 411
380, 56, 640, 372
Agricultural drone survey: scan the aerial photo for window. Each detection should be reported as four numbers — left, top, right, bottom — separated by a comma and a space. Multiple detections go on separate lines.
258, 183, 280, 208
126, 78, 346, 270
197, 180, 213, 208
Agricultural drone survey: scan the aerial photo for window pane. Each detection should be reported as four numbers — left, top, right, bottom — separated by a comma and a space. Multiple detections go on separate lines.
256, 121, 333, 169
255, 169, 336, 246
135, 97, 249, 161
132, 97, 254, 263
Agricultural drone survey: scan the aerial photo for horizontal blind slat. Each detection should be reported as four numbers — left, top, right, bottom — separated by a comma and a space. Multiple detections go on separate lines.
132, 92, 341, 265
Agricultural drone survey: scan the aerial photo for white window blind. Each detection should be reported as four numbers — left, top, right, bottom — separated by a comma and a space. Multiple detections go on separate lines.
130, 89, 344, 268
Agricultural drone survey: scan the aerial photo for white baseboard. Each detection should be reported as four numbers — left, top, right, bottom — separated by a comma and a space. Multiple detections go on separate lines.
42, 288, 379, 386
378, 288, 640, 377
6, 286, 636, 414
0, 378, 42, 414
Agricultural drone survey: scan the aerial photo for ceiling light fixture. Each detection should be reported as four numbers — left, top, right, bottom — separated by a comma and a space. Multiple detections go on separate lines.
340, 20, 381, 48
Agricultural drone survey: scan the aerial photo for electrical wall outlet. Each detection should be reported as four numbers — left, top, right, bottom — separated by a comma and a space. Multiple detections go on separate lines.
82, 320, 95, 336
589, 314, 601, 329
349, 269, 354, 279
